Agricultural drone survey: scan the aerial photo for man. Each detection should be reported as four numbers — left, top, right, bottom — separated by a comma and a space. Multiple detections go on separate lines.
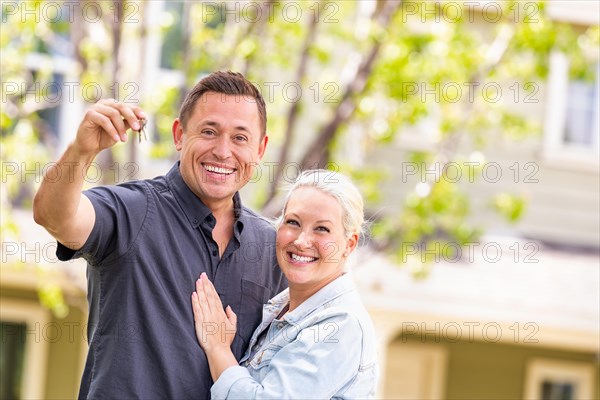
33, 71, 287, 398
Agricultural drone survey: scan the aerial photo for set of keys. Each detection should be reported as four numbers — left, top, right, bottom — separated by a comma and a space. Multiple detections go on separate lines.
136, 118, 148, 143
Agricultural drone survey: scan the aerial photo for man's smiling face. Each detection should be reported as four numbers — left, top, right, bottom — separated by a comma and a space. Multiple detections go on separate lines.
172, 92, 267, 208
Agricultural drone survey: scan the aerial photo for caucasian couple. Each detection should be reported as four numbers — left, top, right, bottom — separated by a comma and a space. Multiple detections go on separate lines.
35, 71, 377, 399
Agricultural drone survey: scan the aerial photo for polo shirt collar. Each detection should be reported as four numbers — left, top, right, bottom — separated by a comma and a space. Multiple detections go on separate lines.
166, 162, 246, 237
232, 192, 245, 241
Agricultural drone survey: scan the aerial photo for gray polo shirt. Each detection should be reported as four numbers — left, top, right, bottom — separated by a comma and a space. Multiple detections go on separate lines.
57, 162, 287, 399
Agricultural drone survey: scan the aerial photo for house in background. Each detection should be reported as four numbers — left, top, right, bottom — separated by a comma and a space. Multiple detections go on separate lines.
352, 241, 598, 399
357, 1, 599, 399
1, 210, 88, 399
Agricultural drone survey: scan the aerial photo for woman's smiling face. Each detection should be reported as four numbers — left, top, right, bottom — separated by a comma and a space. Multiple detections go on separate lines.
276, 187, 358, 296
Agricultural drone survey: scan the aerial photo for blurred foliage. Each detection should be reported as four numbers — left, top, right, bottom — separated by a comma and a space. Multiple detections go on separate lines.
1, 0, 598, 286
37, 282, 69, 319
492, 193, 526, 222
1, 1, 128, 316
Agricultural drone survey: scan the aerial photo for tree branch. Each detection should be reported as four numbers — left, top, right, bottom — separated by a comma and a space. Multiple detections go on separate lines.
298, 0, 403, 171
437, 24, 515, 170
262, 1, 322, 208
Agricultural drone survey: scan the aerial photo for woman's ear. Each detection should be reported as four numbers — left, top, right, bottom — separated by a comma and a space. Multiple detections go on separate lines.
344, 233, 359, 257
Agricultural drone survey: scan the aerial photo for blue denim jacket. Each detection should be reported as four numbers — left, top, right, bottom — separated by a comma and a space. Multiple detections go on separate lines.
211, 274, 378, 399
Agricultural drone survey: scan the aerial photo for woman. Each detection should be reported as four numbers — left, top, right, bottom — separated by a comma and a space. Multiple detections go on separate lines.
191, 169, 378, 399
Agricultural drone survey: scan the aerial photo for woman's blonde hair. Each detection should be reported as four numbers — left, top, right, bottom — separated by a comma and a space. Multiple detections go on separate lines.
278, 169, 365, 239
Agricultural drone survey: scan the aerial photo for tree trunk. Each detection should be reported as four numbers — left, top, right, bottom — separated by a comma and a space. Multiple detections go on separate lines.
298, 0, 402, 171
178, 2, 193, 109
127, 1, 149, 176
438, 25, 515, 175
259, 0, 403, 216
99, 0, 124, 184
262, 2, 322, 206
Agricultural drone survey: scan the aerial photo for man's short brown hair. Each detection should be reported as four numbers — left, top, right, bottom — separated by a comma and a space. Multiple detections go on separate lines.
178, 71, 267, 137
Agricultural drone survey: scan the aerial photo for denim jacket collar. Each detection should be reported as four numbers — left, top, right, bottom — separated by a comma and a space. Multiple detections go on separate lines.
283, 273, 355, 325
240, 274, 355, 364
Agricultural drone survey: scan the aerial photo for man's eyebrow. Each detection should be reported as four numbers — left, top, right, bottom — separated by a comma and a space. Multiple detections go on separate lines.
197, 120, 251, 133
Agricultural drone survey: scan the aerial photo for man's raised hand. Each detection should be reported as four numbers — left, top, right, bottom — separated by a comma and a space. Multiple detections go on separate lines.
74, 99, 146, 156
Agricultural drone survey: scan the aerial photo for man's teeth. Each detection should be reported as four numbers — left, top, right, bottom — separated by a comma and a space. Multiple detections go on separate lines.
204, 165, 234, 174
291, 253, 317, 263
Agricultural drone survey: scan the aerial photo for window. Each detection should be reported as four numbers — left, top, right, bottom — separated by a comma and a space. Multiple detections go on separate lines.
0, 322, 26, 399
20, 52, 82, 154
541, 380, 574, 400
159, 1, 225, 70
159, 2, 185, 70
0, 301, 50, 399
34, 71, 64, 142
543, 51, 600, 170
524, 358, 596, 400
563, 63, 599, 150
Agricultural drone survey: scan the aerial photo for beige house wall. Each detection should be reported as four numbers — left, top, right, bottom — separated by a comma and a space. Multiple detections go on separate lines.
380, 331, 599, 400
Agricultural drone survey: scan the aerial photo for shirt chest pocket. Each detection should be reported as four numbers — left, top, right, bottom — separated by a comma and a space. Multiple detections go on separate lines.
248, 345, 281, 370
238, 279, 271, 338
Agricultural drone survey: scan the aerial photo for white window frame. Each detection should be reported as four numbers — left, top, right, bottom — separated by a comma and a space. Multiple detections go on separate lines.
523, 358, 596, 400
0, 299, 50, 399
146, 0, 187, 86
23, 52, 83, 154
542, 51, 600, 172
547, 1, 600, 26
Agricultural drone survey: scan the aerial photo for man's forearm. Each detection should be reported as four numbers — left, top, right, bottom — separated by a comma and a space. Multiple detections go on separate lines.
33, 143, 96, 237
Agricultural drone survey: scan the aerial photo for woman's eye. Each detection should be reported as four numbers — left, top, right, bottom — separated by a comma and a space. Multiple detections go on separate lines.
285, 219, 299, 226
316, 226, 330, 233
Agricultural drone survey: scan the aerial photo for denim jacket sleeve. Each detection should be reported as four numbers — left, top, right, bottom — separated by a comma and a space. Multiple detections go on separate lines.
210, 311, 364, 399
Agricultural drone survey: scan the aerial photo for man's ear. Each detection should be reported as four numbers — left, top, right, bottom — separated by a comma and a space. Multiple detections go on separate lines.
257, 134, 268, 160
172, 118, 183, 151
